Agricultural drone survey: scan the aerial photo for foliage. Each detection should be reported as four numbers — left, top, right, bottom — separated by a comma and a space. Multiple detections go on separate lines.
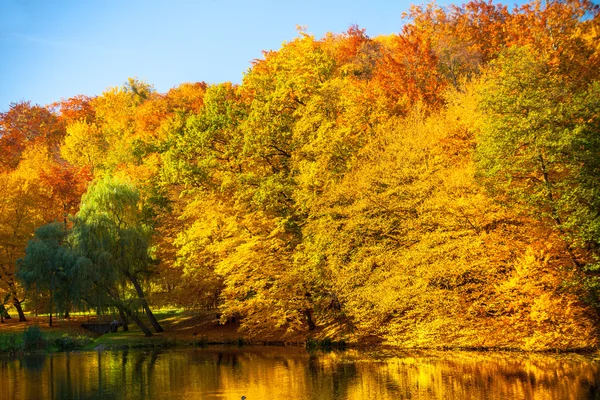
0, 330, 93, 353
17, 222, 88, 324
71, 176, 162, 335
475, 44, 600, 300
0, 101, 63, 171
0, 145, 56, 321
0, 333, 19, 353
3, 0, 600, 350
22, 325, 46, 352
50, 333, 93, 351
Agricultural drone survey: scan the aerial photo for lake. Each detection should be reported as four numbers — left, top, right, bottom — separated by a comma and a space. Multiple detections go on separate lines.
1, 346, 599, 399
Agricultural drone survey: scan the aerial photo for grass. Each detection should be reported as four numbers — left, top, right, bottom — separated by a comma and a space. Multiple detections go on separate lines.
0, 325, 94, 354
85, 331, 176, 350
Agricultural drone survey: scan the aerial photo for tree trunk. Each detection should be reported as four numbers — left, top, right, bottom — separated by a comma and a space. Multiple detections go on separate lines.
63, 203, 68, 231
49, 291, 54, 327
104, 287, 151, 337
538, 152, 581, 269
118, 308, 129, 331
13, 295, 26, 322
119, 305, 152, 337
130, 276, 163, 333
304, 309, 316, 331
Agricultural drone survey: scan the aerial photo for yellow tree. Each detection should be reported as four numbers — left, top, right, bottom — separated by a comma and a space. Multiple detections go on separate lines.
61, 121, 107, 174
0, 146, 54, 321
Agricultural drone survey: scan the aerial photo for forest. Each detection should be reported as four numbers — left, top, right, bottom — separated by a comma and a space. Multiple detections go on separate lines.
0, 0, 599, 351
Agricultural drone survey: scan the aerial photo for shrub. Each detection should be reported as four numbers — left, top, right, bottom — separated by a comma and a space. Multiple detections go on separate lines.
0, 334, 20, 353
23, 325, 46, 352
52, 335, 80, 351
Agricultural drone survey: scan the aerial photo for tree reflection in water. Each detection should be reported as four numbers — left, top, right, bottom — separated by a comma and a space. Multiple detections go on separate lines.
0, 347, 599, 400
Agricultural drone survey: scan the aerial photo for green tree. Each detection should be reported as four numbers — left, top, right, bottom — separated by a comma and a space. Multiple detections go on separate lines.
475, 46, 600, 268
17, 223, 86, 326
73, 176, 162, 334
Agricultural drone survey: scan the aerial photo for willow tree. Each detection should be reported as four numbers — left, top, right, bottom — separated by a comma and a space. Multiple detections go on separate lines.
17, 223, 86, 326
73, 176, 162, 334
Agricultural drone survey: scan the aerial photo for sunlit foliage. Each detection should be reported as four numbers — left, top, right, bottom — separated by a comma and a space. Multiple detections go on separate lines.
2, 0, 599, 350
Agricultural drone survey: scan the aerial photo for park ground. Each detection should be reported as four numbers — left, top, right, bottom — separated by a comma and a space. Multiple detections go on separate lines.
0, 310, 350, 353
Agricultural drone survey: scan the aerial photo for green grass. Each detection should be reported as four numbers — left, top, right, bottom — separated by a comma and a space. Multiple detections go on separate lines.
149, 308, 186, 320
0, 328, 179, 354
0, 326, 94, 354
83, 331, 177, 350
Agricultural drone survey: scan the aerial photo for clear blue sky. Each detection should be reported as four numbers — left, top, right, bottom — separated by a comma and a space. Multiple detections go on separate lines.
0, 0, 461, 112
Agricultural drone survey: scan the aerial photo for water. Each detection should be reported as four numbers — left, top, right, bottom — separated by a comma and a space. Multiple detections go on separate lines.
1, 346, 599, 400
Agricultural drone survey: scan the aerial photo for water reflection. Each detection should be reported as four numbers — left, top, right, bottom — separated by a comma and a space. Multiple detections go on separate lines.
0, 347, 599, 400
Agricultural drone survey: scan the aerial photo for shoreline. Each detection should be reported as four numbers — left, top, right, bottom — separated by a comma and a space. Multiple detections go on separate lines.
0, 312, 598, 356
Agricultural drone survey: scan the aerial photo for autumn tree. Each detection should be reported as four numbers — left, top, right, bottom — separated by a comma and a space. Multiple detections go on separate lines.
2, 1, 598, 349
0, 146, 55, 321
475, 46, 600, 267
50, 95, 95, 125
374, 28, 446, 111
0, 101, 63, 171
61, 121, 107, 174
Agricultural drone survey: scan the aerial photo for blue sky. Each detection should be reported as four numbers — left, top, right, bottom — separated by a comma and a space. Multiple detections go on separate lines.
0, 0, 459, 112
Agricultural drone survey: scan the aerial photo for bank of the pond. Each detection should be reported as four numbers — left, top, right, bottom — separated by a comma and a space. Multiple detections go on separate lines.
0, 310, 310, 355
0, 326, 94, 355
0, 310, 597, 355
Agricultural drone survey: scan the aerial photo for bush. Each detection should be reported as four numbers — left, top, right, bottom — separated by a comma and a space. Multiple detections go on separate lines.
0, 334, 20, 353
44, 332, 94, 351
52, 335, 81, 351
23, 325, 46, 352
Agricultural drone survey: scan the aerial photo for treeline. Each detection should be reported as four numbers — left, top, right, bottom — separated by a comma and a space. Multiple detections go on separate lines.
1, 0, 599, 349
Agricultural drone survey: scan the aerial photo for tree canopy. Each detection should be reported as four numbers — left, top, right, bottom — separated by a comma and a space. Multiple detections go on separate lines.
2, 0, 599, 350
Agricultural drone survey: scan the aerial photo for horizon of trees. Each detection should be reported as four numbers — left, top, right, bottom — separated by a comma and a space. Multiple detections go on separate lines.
0, 0, 599, 349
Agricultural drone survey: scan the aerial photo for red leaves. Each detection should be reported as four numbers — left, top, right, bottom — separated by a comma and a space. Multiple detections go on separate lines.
50, 95, 95, 125
0, 101, 64, 171
39, 163, 92, 223
374, 32, 446, 113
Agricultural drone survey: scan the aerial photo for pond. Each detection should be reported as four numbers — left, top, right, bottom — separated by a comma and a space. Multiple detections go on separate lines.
1, 346, 599, 400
